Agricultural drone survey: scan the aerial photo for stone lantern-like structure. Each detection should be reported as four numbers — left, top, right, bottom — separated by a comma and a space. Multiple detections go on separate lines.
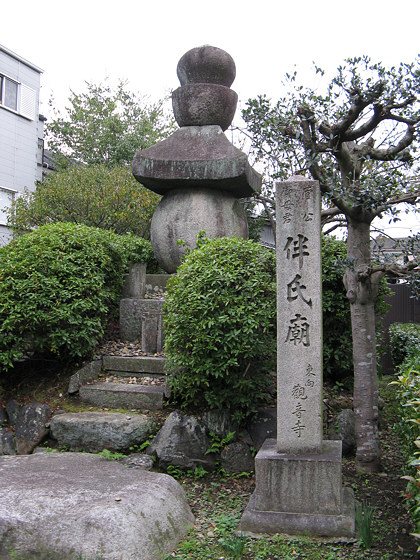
132, 45, 261, 273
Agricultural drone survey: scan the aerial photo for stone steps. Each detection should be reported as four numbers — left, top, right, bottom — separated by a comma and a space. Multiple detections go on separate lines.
102, 355, 166, 376
79, 382, 166, 411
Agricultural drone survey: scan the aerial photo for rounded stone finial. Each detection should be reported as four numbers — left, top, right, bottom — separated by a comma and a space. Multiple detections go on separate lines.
177, 45, 236, 87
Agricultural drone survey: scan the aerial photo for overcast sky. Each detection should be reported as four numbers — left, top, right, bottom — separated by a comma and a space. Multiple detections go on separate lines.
2, 0, 419, 236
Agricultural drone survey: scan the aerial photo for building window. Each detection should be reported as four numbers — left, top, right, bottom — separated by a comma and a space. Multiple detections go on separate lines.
0, 186, 17, 226
0, 75, 18, 111
0, 75, 36, 119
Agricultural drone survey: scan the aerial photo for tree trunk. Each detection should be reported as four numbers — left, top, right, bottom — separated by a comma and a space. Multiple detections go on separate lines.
344, 218, 382, 472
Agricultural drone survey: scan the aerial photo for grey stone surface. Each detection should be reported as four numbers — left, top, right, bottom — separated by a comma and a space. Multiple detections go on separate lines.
122, 262, 146, 298
172, 84, 237, 130
151, 186, 248, 273
145, 273, 172, 292
201, 409, 239, 438
0, 452, 194, 560
141, 299, 165, 354
79, 382, 165, 411
103, 355, 166, 375
68, 359, 102, 394
132, 125, 261, 198
329, 408, 356, 456
0, 406, 6, 427
177, 45, 236, 87
239, 487, 355, 538
254, 439, 344, 515
119, 298, 143, 342
276, 176, 322, 454
5, 400, 21, 427
15, 402, 51, 455
0, 428, 15, 455
246, 407, 277, 450
220, 442, 255, 474
50, 412, 157, 452
147, 411, 216, 470
119, 453, 154, 471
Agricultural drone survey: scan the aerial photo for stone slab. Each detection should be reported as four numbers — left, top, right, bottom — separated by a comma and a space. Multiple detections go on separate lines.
145, 273, 172, 292
103, 355, 166, 375
239, 487, 355, 538
119, 298, 143, 342
276, 177, 323, 453
0, 453, 194, 560
132, 125, 261, 197
122, 262, 146, 298
79, 382, 165, 410
50, 412, 157, 452
68, 359, 102, 394
254, 439, 343, 515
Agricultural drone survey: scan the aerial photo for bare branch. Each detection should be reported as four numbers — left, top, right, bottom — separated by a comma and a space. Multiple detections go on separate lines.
370, 260, 419, 278
360, 125, 416, 162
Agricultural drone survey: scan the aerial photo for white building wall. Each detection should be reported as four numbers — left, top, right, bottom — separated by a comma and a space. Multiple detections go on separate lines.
0, 45, 43, 245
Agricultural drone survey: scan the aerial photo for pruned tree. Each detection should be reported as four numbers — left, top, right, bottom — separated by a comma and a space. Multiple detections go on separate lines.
241, 56, 420, 472
46, 80, 174, 167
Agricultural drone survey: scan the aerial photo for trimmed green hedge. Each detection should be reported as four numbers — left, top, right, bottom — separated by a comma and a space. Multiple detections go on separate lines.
0, 223, 156, 370
164, 236, 277, 421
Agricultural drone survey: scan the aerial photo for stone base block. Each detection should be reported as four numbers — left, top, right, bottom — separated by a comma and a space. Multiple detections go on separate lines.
119, 298, 143, 342
79, 382, 165, 410
239, 438, 355, 538
239, 487, 355, 538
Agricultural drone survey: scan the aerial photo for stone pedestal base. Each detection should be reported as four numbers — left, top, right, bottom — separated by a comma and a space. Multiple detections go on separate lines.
239, 439, 355, 538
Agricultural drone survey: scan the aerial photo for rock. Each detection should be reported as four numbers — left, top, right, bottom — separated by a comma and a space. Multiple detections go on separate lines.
201, 409, 239, 439
119, 453, 154, 471
68, 359, 102, 394
5, 400, 21, 427
0, 453, 194, 560
246, 407, 277, 450
220, 442, 255, 474
147, 411, 216, 470
0, 428, 16, 455
50, 412, 157, 453
0, 406, 7, 427
329, 408, 356, 456
15, 402, 51, 455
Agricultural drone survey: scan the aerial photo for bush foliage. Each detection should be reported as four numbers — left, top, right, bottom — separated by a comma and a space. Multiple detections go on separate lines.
164, 236, 277, 421
391, 346, 420, 548
7, 165, 160, 238
0, 223, 156, 370
390, 322, 420, 369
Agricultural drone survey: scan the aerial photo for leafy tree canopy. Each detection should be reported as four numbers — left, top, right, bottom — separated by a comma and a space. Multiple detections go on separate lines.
46, 80, 175, 167
240, 55, 420, 472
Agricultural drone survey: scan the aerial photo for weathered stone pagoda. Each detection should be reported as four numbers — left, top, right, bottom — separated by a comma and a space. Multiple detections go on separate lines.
132, 45, 261, 273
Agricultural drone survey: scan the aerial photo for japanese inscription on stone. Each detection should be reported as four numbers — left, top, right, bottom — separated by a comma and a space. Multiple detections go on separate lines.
276, 176, 322, 453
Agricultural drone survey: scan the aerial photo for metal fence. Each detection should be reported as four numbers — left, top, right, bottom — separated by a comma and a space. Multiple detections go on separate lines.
380, 283, 420, 375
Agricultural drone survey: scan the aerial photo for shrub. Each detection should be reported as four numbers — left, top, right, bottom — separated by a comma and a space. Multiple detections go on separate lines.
164, 236, 277, 421
391, 348, 420, 549
390, 322, 420, 368
321, 236, 353, 382
7, 164, 160, 238
0, 223, 155, 370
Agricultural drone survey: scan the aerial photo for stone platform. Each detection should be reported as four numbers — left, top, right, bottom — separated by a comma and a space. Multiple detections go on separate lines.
239, 439, 355, 538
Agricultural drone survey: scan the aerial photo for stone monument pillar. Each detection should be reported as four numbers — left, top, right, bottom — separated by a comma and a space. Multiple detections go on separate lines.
239, 176, 355, 537
132, 46, 261, 273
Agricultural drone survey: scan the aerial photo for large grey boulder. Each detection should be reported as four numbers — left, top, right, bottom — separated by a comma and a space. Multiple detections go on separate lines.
148, 411, 216, 470
15, 402, 51, 454
50, 412, 157, 452
0, 453, 194, 560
